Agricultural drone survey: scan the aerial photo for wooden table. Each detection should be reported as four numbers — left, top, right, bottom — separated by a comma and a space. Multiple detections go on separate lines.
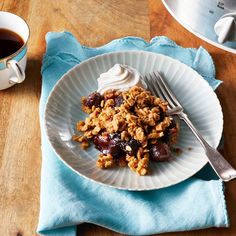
0, 0, 236, 235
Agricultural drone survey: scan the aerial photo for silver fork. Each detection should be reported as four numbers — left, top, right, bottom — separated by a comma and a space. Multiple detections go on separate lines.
143, 71, 236, 182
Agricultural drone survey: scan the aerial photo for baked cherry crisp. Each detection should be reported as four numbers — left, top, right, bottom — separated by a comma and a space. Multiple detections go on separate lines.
73, 86, 178, 175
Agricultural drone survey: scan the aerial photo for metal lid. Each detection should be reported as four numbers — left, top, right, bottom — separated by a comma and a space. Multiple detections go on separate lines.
163, 0, 236, 53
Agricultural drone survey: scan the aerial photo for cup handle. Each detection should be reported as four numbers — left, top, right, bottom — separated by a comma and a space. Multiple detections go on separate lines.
7, 60, 25, 84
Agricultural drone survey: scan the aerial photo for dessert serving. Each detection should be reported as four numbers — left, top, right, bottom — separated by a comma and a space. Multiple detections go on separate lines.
45, 51, 223, 189
73, 64, 179, 175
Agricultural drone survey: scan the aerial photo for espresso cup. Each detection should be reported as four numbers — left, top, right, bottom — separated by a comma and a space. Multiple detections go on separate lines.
0, 11, 29, 90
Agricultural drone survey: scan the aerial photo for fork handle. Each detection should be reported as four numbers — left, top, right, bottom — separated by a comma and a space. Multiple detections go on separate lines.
179, 112, 236, 182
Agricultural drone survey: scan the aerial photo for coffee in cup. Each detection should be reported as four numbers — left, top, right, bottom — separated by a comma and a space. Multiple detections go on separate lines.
0, 11, 30, 90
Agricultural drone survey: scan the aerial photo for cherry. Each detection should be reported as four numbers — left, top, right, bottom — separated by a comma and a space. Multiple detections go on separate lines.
150, 143, 171, 162
84, 92, 102, 108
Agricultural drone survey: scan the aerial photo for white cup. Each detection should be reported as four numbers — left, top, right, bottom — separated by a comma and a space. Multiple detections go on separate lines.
0, 11, 30, 90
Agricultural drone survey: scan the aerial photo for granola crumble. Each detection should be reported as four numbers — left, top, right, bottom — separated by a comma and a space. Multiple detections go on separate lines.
73, 86, 179, 175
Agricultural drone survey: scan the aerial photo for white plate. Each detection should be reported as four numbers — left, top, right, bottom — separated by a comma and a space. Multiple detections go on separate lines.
44, 51, 223, 191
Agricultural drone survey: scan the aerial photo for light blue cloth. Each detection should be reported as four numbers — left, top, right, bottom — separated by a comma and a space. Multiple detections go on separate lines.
38, 32, 228, 236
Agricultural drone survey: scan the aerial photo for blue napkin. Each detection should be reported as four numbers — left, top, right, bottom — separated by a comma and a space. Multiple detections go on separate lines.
38, 32, 228, 236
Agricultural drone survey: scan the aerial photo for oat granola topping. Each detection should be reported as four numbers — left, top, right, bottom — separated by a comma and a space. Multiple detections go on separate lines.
73, 86, 179, 175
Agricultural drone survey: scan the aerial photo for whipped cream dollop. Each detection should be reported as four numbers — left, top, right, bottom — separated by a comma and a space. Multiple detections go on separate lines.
97, 64, 147, 94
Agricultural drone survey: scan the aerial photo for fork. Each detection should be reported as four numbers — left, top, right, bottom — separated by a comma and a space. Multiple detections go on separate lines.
143, 71, 236, 182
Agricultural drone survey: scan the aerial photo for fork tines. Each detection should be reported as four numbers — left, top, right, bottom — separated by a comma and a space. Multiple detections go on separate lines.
144, 71, 182, 110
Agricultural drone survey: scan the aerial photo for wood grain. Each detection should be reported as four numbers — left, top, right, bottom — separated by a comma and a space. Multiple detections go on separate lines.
0, 0, 235, 235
